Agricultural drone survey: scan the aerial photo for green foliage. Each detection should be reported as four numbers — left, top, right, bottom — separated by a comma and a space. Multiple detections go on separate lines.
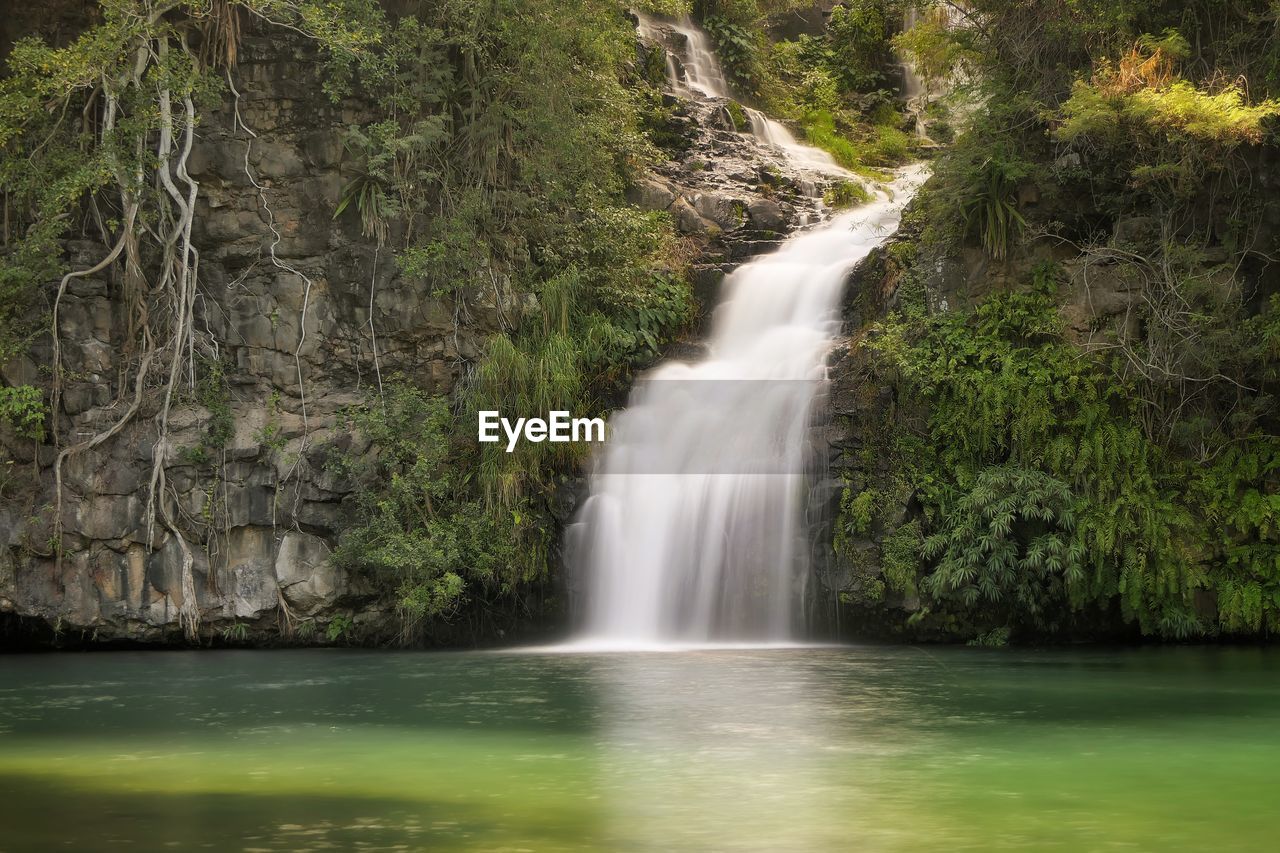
836, 0, 1280, 641
690, 0, 914, 170
825, 0, 895, 92
636, 0, 695, 15
892, 6, 973, 94
0, 0, 207, 361
0, 0, 404, 365
918, 125, 1034, 260
960, 157, 1027, 260
221, 621, 250, 643
1061, 79, 1277, 148
326, 614, 354, 643
307, 0, 696, 526
1056, 37, 1280, 203
468, 213, 692, 510
254, 391, 287, 453
841, 488, 878, 538
881, 519, 922, 596
331, 384, 523, 629
872, 273, 1278, 637
824, 180, 873, 209
800, 109, 913, 170
922, 465, 1082, 628
333, 130, 395, 246
967, 625, 1011, 647
703, 15, 763, 93
0, 385, 46, 442
724, 99, 748, 130
180, 357, 234, 466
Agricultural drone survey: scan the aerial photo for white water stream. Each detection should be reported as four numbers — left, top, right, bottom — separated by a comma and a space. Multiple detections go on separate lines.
636, 14, 842, 174
566, 16, 925, 649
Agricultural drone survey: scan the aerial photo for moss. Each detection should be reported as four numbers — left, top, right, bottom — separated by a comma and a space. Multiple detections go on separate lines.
823, 180, 873, 209
725, 99, 748, 130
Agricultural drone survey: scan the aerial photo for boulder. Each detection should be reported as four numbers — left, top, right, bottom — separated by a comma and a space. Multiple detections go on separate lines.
274, 531, 339, 614
747, 198, 786, 232
692, 192, 744, 230
626, 177, 677, 211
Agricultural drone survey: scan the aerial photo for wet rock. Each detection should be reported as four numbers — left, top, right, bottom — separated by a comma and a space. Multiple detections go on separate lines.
728, 238, 784, 260
1113, 216, 1160, 247
747, 198, 786, 232
692, 192, 745, 230
670, 197, 715, 235
254, 140, 307, 178
226, 527, 279, 619
690, 264, 726, 310
71, 494, 144, 542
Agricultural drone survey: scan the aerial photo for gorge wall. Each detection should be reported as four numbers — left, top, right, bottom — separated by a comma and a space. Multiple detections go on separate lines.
1, 26, 488, 642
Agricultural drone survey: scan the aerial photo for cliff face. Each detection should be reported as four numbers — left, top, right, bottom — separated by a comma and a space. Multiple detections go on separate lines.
0, 27, 521, 643
0, 16, 837, 646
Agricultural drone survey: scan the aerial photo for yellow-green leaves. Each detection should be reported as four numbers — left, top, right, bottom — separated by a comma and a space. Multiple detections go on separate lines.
1060, 77, 1279, 147
1134, 82, 1278, 144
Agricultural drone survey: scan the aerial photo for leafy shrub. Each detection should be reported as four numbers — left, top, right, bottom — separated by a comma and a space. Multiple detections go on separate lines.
960, 156, 1027, 260
881, 519, 922, 596
1055, 34, 1280, 203
703, 14, 763, 93
331, 385, 521, 629
922, 465, 1083, 627
825, 0, 895, 92
0, 385, 45, 442
872, 274, 1279, 637
824, 180, 873, 209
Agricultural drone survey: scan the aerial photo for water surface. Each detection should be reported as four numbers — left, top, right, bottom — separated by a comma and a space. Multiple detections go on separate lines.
0, 646, 1277, 850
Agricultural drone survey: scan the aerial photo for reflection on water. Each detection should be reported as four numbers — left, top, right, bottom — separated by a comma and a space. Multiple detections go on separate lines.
590, 653, 869, 850
0, 647, 1278, 850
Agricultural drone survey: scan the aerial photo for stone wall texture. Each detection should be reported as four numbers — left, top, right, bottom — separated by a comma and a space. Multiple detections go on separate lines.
0, 28, 518, 643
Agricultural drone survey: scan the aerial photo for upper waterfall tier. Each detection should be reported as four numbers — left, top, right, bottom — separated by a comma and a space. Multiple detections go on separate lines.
635, 13, 846, 181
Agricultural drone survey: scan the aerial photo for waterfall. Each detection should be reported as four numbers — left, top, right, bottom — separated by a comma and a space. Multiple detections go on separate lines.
900, 6, 926, 103
636, 13, 730, 99
899, 6, 930, 141
636, 13, 844, 177
568, 168, 923, 649
565, 14, 925, 650
744, 106, 840, 172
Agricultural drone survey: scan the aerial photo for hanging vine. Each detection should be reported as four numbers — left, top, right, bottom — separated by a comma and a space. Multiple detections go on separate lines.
0, 0, 388, 639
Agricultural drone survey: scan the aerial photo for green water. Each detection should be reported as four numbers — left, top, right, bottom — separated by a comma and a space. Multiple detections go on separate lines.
0, 647, 1277, 851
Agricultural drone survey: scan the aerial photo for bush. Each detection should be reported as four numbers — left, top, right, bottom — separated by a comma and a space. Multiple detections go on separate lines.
331, 386, 522, 628
872, 276, 1279, 637
922, 465, 1083, 628
0, 385, 45, 442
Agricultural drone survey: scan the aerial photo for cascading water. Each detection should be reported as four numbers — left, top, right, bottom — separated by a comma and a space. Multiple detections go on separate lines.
744, 107, 840, 171
566, 15, 925, 649
641, 13, 730, 99
899, 6, 929, 139
569, 170, 923, 649
636, 13, 843, 175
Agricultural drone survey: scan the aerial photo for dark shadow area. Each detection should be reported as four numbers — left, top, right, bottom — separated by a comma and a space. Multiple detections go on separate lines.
0, 773, 603, 852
